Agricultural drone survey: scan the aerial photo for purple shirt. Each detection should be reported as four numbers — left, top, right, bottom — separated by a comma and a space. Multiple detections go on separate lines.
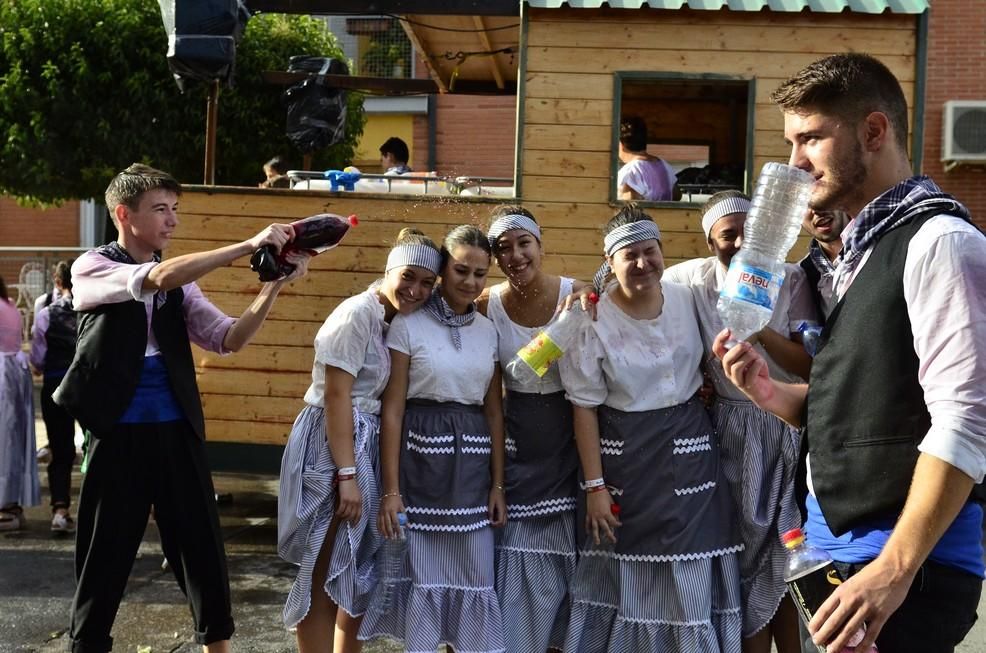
70, 250, 234, 356
0, 299, 22, 353
29, 304, 50, 370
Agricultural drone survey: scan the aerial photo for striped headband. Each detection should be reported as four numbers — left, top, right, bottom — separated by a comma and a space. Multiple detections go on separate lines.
701, 196, 751, 237
594, 220, 662, 293
487, 214, 541, 247
602, 220, 662, 256
386, 243, 442, 274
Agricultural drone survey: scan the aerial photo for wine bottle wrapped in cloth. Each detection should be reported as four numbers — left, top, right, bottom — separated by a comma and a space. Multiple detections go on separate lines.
250, 213, 358, 281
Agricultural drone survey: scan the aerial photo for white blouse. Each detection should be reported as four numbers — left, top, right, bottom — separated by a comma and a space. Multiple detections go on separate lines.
303, 289, 391, 415
387, 309, 499, 405
487, 277, 574, 394
559, 282, 703, 411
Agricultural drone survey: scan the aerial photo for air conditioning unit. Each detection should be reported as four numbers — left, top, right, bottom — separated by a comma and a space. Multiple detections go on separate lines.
942, 100, 986, 170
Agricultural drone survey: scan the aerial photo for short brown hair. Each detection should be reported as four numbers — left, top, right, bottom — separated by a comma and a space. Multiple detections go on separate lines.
770, 53, 908, 152
104, 163, 182, 213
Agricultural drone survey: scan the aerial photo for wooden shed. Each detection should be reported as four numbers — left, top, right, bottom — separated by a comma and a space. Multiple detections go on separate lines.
185, 0, 928, 467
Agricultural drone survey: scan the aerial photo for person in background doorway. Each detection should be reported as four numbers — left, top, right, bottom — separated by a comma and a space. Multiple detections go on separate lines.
30, 260, 80, 534
617, 116, 682, 202
379, 137, 412, 176
260, 155, 291, 189
0, 274, 40, 532
799, 209, 850, 322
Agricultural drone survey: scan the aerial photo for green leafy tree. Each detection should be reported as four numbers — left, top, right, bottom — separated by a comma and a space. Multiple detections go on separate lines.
0, 0, 365, 203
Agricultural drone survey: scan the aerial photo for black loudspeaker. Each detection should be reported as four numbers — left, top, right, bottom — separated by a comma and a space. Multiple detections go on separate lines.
158, 0, 250, 91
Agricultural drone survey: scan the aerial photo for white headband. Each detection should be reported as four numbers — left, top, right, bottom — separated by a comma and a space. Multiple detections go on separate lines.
603, 220, 662, 256
487, 214, 541, 247
386, 243, 442, 274
701, 196, 751, 237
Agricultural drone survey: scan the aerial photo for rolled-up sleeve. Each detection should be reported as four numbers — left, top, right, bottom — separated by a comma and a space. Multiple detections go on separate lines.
181, 282, 235, 355
906, 218, 986, 482
71, 250, 158, 310
314, 298, 373, 378
559, 321, 607, 408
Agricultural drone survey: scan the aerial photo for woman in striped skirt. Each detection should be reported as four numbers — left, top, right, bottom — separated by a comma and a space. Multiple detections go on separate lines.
278, 228, 442, 653
558, 205, 743, 653
360, 224, 507, 653
664, 191, 817, 653
478, 205, 587, 653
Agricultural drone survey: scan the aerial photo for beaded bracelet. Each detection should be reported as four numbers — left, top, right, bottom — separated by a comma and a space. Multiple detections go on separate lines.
493, 483, 505, 492
338, 466, 357, 476
580, 477, 605, 490
381, 491, 402, 500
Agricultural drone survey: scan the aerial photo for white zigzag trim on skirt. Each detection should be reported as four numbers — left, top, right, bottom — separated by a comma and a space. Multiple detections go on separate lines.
505, 438, 517, 453
496, 544, 577, 557
578, 542, 744, 562
407, 430, 455, 444
461, 434, 491, 443
673, 441, 713, 455
406, 505, 488, 515
600, 447, 623, 456
462, 446, 492, 455
599, 438, 624, 448
406, 520, 490, 532
673, 480, 716, 496
571, 603, 742, 628
507, 496, 576, 511
672, 434, 710, 447
413, 582, 495, 591
406, 442, 454, 455
507, 504, 576, 518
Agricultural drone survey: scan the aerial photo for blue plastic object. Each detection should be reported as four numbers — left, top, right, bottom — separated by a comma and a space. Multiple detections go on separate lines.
324, 169, 361, 191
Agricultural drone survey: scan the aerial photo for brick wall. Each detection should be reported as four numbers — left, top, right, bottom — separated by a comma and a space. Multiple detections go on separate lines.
0, 198, 80, 288
923, 0, 986, 227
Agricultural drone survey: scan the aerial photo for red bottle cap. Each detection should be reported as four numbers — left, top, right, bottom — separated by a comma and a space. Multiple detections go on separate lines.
347, 214, 359, 226
588, 292, 599, 304
780, 528, 804, 544
610, 503, 621, 516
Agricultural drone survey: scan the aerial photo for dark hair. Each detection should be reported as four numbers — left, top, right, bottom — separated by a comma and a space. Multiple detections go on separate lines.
770, 53, 909, 152
0, 275, 7, 302
441, 224, 492, 269
620, 116, 648, 153
104, 163, 182, 213
265, 156, 289, 175
488, 204, 538, 227
392, 227, 440, 252
603, 203, 657, 237
380, 137, 410, 165
53, 260, 73, 291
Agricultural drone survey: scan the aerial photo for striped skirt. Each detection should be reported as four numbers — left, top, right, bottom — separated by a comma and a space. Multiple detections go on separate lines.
0, 351, 39, 507
277, 404, 381, 626
712, 397, 802, 637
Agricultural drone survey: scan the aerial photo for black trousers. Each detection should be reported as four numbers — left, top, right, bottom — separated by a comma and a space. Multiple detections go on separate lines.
69, 421, 234, 652
41, 374, 76, 508
799, 559, 981, 653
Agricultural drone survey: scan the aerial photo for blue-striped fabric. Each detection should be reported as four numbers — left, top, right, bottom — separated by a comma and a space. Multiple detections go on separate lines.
712, 397, 802, 637
495, 513, 577, 652
386, 243, 442, 274
359, 527, 506, 652
277, 404, 382, 625
487, 214, 542, 247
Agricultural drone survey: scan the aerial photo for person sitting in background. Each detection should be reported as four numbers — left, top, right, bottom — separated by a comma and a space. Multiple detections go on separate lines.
30, 260, 79, 534
617, 116, 682, 202
260, 156, 291, 189
379, 137, 412, 176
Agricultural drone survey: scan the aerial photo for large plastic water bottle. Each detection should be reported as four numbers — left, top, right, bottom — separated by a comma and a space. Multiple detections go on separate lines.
782, 528, 877, 653
504, 293, 598, 387
717, 163, 814, 344
368, 512, 408, 616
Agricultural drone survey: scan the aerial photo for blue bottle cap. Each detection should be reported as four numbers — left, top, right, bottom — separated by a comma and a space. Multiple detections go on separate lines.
397, 512, 408, 526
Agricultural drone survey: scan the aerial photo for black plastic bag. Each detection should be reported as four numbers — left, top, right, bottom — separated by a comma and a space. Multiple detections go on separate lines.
283, 56, 349, 155
158, 0, 250, 91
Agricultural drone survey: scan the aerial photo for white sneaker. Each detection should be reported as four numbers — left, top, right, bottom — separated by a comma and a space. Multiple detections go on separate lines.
36, 447, 52, 463
51, 512, 75, 533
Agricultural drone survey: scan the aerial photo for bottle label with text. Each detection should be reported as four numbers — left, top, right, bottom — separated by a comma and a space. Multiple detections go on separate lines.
516, 332, 563, 377
722, 263, 785, 311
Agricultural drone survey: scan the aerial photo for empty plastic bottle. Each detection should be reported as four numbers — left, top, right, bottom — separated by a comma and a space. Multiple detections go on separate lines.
504, 293, 599, 386
250, 213, 358, 281
782, 527, 877, 653
717, 163, 814, 344
369, 511, 408, 616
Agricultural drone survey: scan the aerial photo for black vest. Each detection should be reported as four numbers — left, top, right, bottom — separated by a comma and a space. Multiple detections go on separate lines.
52, 286, 206, 439
43, 295, 78, 373
802, 211, 979, 535
799, 253, 825, 326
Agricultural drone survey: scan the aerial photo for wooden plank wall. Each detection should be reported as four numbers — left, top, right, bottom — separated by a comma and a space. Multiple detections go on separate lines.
522, 6, 917, 268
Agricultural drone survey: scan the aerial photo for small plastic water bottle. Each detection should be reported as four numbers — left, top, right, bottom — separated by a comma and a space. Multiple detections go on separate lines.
370, 512, 408, 615
718, 163, 814, 344
782, 528, 877, 653
504, 293, 599, 386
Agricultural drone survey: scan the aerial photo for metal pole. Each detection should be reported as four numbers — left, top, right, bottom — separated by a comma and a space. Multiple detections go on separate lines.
204, 80, 220, 185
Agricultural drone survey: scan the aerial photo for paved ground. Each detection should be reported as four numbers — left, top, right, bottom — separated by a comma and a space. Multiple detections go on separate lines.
2, 400, 984, 652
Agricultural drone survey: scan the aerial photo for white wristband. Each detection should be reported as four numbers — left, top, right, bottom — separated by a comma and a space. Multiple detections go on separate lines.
580, 477, 605, 490
338, 466, 357, 476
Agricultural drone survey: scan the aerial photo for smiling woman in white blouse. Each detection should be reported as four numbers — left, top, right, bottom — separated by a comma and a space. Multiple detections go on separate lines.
558, 205, 743, 653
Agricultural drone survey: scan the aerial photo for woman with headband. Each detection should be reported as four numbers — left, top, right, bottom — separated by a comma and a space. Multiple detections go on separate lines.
278, 228, 442, 653
361, 224, 507, 653
558, 205, 742, 652
664, 191, 817, 653
479, 205, 587, 653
